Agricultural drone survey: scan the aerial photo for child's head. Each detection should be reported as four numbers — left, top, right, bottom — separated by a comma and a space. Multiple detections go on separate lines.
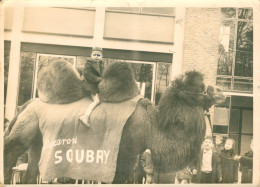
91, 47, 103, 62
224, 138, 235, 150
202, 136, 214, 150
215, 135, 223, 145
250, 139, 253, 151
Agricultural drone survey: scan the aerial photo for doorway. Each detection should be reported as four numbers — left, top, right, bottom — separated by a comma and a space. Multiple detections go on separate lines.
213, 95, 253, 154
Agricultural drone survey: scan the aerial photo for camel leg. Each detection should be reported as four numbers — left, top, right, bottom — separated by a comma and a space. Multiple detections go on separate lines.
23, 131, 42, 184
4, 100, 39, 184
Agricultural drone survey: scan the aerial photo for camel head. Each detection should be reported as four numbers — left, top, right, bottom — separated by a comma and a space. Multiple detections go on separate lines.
203, 85, 226, 110
159, 71, 225, 113
150, 70, 225, 172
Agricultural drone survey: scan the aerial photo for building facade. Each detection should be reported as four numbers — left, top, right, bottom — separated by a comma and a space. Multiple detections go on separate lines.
4, 3, 253, 156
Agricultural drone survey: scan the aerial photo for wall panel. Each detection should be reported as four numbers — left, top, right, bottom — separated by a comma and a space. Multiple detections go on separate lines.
22, 7, 95, 37
104, 12, 174, 43
4, 7, 14, 31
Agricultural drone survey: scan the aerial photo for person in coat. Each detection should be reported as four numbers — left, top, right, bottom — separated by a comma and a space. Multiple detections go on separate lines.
214, 135, 224, 155
129, 149, 154, 184
191, 137, 222, 183
219, 138, 239, 183
79, 47, 104, 126
234, 139, 253, 183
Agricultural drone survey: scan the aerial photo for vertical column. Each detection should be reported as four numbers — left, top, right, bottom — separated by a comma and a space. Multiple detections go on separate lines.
171, 8, 186, 80
0, 1, 4, 183
253, 3, 260, 185
5, 0, 24, 120
93, 7, 105, 47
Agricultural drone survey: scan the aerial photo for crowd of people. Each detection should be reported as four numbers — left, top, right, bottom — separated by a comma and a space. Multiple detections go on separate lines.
132, 136, 253, 184
122, 135, 253, 184
162, 136, 253, 184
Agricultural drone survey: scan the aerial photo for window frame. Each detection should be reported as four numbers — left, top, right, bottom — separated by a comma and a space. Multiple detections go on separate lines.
105, 7, 175, 17
217, 8, 253, 93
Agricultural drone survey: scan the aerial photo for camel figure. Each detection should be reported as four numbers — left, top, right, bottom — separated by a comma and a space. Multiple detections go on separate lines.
4, 60, 225, 184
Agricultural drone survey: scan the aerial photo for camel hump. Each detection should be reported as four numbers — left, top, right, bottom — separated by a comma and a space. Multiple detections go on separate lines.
37, 60, 84, 104
99, 62, 140, 102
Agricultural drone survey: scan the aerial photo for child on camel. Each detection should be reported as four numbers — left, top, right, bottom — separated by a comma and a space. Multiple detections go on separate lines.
79, 47, 104, 126
219, 138, 239, 183
234, 139, 253, 183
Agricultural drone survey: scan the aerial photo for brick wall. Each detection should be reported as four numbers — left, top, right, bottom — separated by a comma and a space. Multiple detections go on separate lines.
182, 8, 222, 136
182, 8, 221, 87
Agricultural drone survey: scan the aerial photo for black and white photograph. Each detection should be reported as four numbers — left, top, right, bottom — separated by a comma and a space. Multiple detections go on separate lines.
1, 0, 260, 186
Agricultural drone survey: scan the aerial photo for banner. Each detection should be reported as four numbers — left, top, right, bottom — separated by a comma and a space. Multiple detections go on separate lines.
36, 96, 141, 183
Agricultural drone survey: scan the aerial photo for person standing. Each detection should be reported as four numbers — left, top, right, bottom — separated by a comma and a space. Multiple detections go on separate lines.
234, 139, 253, 183
219, 138, 239, 183
191, 137, 222, 183
214, 135, 224, 155
129, 149, 154, 184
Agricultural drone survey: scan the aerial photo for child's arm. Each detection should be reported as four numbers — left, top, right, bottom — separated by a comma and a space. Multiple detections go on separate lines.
234, 154, 253, 168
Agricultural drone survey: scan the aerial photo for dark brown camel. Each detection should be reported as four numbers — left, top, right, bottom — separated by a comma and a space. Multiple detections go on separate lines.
4, 60, 225, 184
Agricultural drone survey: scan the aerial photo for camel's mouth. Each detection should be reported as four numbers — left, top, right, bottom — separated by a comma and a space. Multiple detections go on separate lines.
214, 92, 226, 104
206, 85, 226, 105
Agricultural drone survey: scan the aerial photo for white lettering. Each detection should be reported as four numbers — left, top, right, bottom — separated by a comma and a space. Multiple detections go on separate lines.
54, 140, 58, 146
56, 139, 61, 146
55, 150, 62, 164
43, 137, 78, 149
75, 149, 84, 163
103, 150, 110, 164
96, 150, 103, 163
66, 149, 73, 162
86, 150, 94, 163
66, 138, 71, 144
72, 137, 77, 144
54, 149, 111, 165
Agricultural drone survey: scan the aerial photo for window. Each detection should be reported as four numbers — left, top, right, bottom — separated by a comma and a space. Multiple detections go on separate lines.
155, 62, 171, 105
217, 8, 253, 93
106, 7, 175, 16
17, 53, 171, 107
213, 96, 231, 135
17, 52, 36, 106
